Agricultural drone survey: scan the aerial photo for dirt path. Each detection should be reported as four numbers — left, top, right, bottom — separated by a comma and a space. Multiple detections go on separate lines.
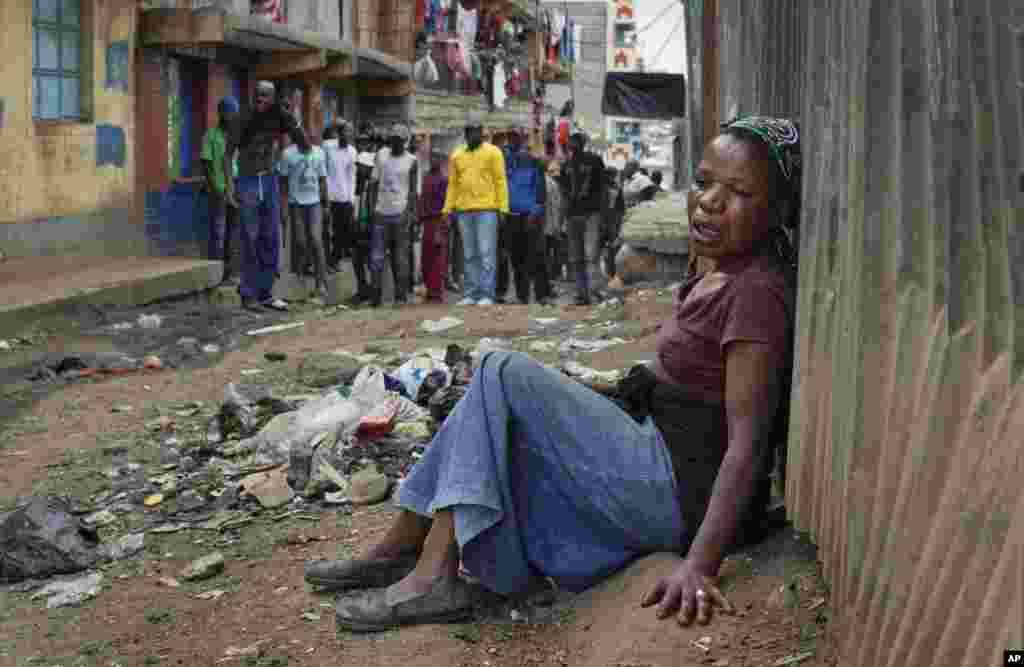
0, 292, 839, 667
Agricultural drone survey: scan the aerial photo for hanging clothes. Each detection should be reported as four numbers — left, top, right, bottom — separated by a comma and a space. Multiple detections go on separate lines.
493, 62, 508, 109
458, 7, 479, 47
572, 24, 582, 64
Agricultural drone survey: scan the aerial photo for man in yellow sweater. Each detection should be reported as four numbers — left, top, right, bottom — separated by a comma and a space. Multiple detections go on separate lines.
442, 112, 509, 306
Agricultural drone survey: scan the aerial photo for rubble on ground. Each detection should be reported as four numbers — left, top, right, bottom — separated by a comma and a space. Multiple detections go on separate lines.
6, 325, 648, 605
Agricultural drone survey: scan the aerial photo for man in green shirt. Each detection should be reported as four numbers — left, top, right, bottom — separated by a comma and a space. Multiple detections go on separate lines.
201, 97, 239, 284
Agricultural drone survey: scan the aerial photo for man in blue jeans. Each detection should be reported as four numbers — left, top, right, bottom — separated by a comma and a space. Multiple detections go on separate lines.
224, 81, 307, 311
442, 112, 509, 306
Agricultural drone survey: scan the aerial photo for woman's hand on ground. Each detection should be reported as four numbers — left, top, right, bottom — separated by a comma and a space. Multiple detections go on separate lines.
641, 557, 734, 626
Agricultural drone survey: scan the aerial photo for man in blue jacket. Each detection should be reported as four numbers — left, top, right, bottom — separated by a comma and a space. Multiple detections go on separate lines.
499, 127, 549, 304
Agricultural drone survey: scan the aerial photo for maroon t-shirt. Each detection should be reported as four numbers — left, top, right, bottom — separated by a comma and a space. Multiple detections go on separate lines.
654, 252, 794, 405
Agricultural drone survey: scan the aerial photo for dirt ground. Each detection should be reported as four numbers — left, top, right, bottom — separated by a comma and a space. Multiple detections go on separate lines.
0, 286, 839, 667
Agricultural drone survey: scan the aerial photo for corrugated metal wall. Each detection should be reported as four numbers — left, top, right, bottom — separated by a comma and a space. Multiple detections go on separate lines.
706, 1, 1024, 664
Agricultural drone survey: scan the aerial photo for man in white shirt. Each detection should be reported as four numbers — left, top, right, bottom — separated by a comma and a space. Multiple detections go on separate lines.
368, 123, 418, 307
323, 121, 357, 271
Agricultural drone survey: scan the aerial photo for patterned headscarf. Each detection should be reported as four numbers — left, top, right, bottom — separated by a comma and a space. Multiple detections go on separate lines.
721, 115, 801, 203
721, 115, 802, 275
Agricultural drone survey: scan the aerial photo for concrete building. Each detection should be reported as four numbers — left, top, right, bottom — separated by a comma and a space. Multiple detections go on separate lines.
538, 0, 608, 144
0, 0, 412, 260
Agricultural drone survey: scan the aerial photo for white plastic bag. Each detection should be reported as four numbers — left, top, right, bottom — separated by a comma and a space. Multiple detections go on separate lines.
394, 355, 451, 400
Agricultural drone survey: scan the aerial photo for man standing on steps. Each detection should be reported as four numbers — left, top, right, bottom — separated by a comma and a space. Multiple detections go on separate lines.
277, 127, 330, 299
368, 124, 418, 307
443, 111, 509, 306
347, 132, 378, 305
559, 130, 608, 306
224, 81, 307, 312
202, 96, 239, 285
322, 121, 357, 274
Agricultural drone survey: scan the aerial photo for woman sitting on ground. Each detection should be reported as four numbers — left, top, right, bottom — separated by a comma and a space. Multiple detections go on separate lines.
307, 116, 802, 631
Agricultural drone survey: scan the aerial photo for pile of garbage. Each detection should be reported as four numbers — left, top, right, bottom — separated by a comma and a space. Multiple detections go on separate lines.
4, 333, 646, 610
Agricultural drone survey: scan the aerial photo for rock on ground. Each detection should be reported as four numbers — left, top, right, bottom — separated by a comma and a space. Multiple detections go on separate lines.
180, 552, 226, 582
349, 464, 391, 506
30, 571, 103, 608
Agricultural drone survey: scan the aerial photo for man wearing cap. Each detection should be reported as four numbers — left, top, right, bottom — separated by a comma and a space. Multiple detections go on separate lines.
442, 112, 509, 306
500, 127, 549, 305
202, 96, 239, 285
418, 147, 450, 303
225, 81, 308, 311
368, 123, 418, 307
322, 121, 357, 271
558, 130, 608, 305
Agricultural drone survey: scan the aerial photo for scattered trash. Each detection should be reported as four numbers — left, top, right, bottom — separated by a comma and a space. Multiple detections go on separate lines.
297, 351, 363, 388
246, 321, 306, 337
239, 467, 294, 509
202, 343, 221, 355
240, 369, 264, 376
772, 652, 814, 666
110, 322, 135, 331
393, 421, 432, 440
349, 464, 391, 506
0, 340, 10, 352
84, 510, 117, 527
237, 388, 366, 466
223, 639, 269, 658
110, 403, 134, 414
157, 576, 181, 588
0, 497, 101, 583
180, 552, 225, 582
144, 494, 164, 507
356, 398, 400, 440
99, 533, 145, 561
149, 524, 188, 535
529, 340, 557, 353
195, 589, 228, 600
30, 571, 103, 608
691, 635, 712, 653
300, 611, 321, 622
137, 314, 163, 329
394, 354, 451, 403
324, 491, 349, 505
558, 337, 627, 356
420, 316, 463, 334
143, 355, 164, 370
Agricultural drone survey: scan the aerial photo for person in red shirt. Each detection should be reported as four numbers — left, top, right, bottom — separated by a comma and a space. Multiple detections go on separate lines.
418, 149, 450, 303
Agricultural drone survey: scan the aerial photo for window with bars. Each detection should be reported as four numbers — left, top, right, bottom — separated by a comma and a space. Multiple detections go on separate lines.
32, 0, 82, 121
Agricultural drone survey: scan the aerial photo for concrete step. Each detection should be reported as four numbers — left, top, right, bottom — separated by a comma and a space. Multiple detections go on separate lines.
0, 255, 222, 339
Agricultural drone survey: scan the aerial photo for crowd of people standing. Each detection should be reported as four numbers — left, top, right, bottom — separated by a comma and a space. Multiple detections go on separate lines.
202, 84, 663, 311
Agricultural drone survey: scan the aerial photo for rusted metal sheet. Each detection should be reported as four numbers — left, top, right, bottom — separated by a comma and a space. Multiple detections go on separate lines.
698, 1, 1024, 664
